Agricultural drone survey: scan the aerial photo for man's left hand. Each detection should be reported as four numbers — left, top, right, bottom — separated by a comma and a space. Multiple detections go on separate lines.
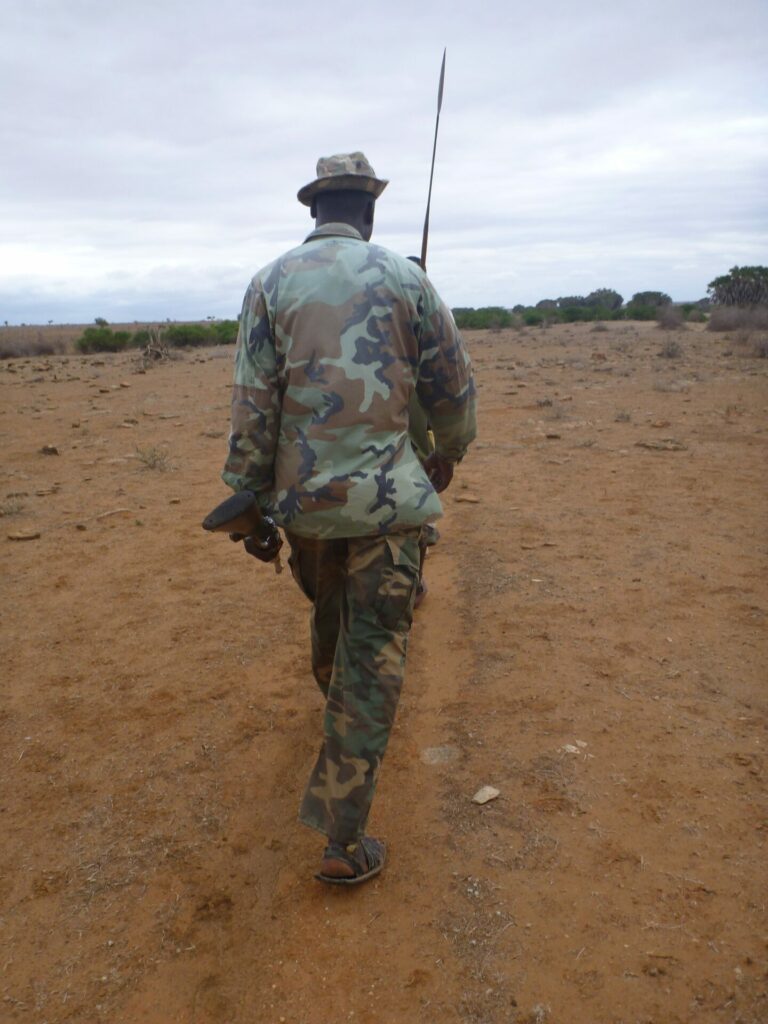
423, 452, 454, 493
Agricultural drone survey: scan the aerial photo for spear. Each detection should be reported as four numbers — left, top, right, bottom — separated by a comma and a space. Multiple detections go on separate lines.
420, 48, 446, 273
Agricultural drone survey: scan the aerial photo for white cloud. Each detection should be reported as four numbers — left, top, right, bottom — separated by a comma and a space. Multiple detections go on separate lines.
0, 0, 766, 321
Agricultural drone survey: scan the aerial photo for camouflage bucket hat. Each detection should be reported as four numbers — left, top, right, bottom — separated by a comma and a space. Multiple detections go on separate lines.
297, 151, 388, 206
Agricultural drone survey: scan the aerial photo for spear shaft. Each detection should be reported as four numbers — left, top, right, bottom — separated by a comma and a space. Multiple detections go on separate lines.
420, 48, 446, 273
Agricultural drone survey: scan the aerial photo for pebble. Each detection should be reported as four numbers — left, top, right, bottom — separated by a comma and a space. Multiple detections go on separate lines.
472, 785, 500, 805
8, 531, 41, 541
40, 445, 59, 455
421, 745, 459, 765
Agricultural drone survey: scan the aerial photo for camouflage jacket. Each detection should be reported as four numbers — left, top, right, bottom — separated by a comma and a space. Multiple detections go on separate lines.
222, 223, 476, 539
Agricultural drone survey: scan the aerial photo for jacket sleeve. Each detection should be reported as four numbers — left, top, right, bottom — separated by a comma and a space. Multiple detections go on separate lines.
221, 277, 281, 500
415, 282, 477, 462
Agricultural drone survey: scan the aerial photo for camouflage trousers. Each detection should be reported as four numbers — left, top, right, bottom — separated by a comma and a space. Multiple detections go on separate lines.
285, 529, 421, 845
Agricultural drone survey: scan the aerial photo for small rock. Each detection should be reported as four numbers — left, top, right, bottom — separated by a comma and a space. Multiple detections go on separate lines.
75, 524, 87, 531
421, 745, 460, 765
455, 494, 481, 504
71, 421, 80, 428
472, 785, 500, 805
8, 531, 41, 541
39, 445, 59, 455
635, 438, 687, 451
545, 432, 561, 440
119, 381, 131, 388
169, 498, 181, 505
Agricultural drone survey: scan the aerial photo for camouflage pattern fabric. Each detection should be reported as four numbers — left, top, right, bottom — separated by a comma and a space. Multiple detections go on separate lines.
222, 223, 476, 540
286, 528, 421, 843
297, 151, 388, 206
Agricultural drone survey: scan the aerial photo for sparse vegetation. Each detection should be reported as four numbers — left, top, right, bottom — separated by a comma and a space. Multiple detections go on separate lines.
658, 338, 683, 358
135, 445, 173, 471
0, 497, 24, 516
656, 305, 686, 330
0, 329, 71, 359
707, 305, 768, 333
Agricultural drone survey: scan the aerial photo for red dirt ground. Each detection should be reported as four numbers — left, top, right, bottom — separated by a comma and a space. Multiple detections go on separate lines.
1, 321, 766, 1023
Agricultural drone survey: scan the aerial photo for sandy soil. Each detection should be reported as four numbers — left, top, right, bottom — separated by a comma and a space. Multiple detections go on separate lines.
1, 321, 766, 1024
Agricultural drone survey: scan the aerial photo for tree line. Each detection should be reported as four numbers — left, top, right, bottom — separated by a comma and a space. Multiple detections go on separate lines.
452, 267, 767, 330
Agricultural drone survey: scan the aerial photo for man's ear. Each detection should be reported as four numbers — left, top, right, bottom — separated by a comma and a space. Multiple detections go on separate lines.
310, 199, 317, 219
364, 199, 375, 225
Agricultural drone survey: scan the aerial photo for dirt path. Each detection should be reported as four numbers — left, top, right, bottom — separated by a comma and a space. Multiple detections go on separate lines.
1, 322, 766, 1023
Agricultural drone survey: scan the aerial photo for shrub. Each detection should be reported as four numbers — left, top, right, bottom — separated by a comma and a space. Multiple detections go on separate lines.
76, 327, 133, 353
210, 319, 239, 345
164, 323, 209, 347
522, 310, 545, 326
452, 307, 513, 330
0, 332, 69, 359
707, 306, 768, 332
623, 303, 657, 321
658, 338, 683, 358
656, 305, 686, 330
135, 445, 173, 471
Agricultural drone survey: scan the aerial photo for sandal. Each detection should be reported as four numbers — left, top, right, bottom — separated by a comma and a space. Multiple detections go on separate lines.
315, 836, 386, 886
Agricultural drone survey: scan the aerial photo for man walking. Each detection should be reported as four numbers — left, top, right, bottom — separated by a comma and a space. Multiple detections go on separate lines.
222, 152, 476, 884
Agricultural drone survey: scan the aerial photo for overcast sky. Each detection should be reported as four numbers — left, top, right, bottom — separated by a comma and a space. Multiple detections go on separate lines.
1, 0, 766, 324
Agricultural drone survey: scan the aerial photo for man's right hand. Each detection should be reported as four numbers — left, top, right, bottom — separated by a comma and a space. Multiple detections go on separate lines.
240, 528, 283, 563
423, 452, 454, 493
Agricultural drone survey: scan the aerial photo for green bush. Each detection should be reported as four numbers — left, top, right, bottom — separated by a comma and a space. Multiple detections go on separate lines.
522, 310, 545, 326
164, 323, 209, 347
161, 320, 239, 347
76, 327, 134, 353
452, 307, 512, 330
622, 303, 657, 321
210, 319, 239, 345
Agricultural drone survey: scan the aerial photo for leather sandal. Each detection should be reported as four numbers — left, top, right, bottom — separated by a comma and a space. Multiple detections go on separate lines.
315, 836, 386, 886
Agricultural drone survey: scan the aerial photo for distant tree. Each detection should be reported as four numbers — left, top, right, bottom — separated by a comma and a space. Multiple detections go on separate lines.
631, 291, 671, 307
557, 295, 587, 308
94, 316, 109, 327
511, 304, 526, 314
707, 266, 768, 306
535, 299, 558, 311
586, 288, 623, 311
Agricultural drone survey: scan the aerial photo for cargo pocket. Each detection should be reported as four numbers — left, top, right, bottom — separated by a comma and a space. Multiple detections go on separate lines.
373, 534, 420, 632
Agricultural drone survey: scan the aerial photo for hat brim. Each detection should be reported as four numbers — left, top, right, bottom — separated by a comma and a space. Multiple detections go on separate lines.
297, 174, 388, 207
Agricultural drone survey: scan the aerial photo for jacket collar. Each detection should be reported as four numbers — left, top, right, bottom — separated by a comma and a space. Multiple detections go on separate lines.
304, 222, 364, 243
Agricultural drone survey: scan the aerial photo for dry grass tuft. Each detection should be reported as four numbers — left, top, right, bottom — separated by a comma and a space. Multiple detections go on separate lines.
658, 338, 683, 359
0, 497, 25, 516
135, 445, 173, 471
0, 329, 72, 359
